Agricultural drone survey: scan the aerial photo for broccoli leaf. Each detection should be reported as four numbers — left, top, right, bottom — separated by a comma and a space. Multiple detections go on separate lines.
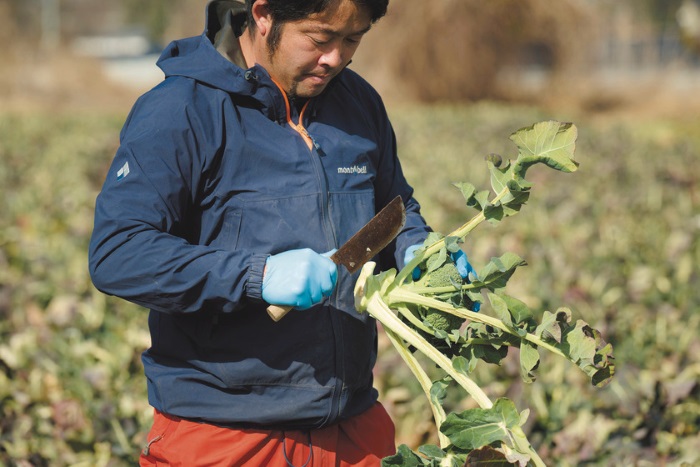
475, 253, 527, 291
499, 294, 534, 324
484, 202, 505, 224
417, 444, 446, 459
440, 398, 522, 450
533, 309, 615, 387
453, 181, 476, 204
465, 446, 515, 466
519, 340, 540, 384
563, 321, 616, 387
430, 378, 450, 409
444, 236, 462, 253
381, 444, 427, 467
452, 356, 472, 376
535, 308, 571, 343
510, 121, 579, 177
426, 247, 448, 273
488, 293, 513, 327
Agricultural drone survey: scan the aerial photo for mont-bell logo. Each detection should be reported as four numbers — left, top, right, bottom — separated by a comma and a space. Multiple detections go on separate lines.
337, 165, 367, 175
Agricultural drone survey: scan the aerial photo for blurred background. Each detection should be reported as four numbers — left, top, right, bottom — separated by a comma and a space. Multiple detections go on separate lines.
2, 0, 700, 114
1, 0, 699, 466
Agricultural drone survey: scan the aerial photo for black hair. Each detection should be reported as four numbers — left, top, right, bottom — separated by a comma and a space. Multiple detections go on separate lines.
246, 0, 389, 54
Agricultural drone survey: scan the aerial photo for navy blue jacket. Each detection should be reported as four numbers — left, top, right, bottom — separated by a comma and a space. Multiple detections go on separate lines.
88, 2, 430, 430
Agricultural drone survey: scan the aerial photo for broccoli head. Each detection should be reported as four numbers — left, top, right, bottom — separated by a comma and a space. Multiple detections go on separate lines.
423, 308, 464, 333
424, 262, 463, 288
410, 260, 475, 355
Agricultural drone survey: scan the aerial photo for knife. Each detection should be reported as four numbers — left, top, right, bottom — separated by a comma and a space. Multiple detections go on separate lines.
267, 195, 406, 321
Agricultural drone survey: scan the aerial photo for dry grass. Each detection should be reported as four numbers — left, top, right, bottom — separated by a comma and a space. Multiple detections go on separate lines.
353, 0, 596, 101
1, 0, 700, 120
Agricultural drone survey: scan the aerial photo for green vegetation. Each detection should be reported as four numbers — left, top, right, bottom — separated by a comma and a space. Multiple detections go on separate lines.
0, 104, 699, 465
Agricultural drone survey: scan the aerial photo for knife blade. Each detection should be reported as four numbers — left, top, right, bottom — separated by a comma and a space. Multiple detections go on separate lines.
267, 195, 406, 321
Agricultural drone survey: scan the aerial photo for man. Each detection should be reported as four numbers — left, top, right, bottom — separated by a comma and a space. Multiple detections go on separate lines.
89, 0, 472, 465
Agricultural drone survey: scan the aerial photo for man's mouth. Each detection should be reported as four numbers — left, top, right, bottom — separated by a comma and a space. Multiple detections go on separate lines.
306, 72, 333, 84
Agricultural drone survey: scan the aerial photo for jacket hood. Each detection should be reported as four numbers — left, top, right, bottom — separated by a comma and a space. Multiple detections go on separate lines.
155, 0, 280, 107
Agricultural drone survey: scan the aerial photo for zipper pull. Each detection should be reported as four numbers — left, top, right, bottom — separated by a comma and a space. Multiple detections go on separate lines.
303, 130, 326, 157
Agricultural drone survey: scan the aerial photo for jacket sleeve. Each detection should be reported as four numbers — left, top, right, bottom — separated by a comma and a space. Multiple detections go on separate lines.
88, 90, 267, 314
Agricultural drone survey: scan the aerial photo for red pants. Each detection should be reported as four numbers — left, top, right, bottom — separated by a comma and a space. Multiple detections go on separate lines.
139, 402, 396, 466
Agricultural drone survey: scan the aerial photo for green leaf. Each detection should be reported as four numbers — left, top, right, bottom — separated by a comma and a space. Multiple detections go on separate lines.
483, 203, 504, 224
533, 309, 615, 387
440, 398, 521, 450
423, 231, 445, 246
430, 378, 450, 408
499, 294, 533, 324
488, 159, 510, 194
519, 340, 540, 384
501, 187, 531, 216
475, 253, 527, 291
563, 321, 615, 387
470, 190, 489, 211
460, 347, 480, 373
471, 344, 508, 366
510, 121, 579, 177
381, 444, 426, 466
592, 343, 616, 388
452, 356, 472, 376
465, 446, 513, 466
565, 321, 598, 364
453, 182, 476, 204
417, 444, 446, 459
465, 289, 483, 305
426, 247, 447, 273
444, 236, 462, 254
485, 153, 504, 168
487, 293, 512, 327
534, 308, 571, 343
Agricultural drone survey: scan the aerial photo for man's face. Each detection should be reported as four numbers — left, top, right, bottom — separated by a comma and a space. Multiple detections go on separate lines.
259, 0, 372, 99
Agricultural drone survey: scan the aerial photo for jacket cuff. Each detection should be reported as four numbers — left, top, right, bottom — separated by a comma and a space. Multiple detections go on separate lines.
245, 253, 268, 301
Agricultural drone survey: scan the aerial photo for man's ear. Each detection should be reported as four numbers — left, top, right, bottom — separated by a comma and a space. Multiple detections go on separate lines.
251, 0, 272, 36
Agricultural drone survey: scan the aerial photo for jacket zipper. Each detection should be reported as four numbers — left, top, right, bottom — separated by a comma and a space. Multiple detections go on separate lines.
272, 80, 344, 424
271, 78, 336, 249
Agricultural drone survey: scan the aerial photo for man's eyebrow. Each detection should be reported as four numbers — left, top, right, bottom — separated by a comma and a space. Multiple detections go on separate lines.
309, 24, 372, 36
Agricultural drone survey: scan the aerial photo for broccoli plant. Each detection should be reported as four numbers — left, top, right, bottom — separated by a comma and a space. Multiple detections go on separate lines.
354, 121, 615, 466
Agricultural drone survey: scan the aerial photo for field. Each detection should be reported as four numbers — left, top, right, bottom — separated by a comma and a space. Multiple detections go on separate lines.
1, 102, 699, 466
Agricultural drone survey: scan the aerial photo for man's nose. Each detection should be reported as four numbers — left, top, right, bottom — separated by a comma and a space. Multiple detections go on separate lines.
319, 44, 346, 68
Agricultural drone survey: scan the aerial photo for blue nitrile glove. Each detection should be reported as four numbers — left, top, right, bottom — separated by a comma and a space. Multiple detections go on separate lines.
262, 248, 338, 310
451, 249, 480, 312
452, 249, 477, 282
403, 244, 423, 281
403, 244, 480, 311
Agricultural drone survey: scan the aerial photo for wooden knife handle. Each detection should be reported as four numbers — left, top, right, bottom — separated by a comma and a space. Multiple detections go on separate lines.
267, 304, 293, 322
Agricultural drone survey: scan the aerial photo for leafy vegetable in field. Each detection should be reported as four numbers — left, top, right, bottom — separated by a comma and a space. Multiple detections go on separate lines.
355, 121, 615, 466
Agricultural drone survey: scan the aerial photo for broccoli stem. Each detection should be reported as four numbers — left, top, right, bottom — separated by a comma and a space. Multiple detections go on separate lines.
364, 291, 494, 409
406, 282, 476, 296
383, 327, 450, 448
388, 286, 567, 359
394, 304, 434, 335
363, 282, 546, 466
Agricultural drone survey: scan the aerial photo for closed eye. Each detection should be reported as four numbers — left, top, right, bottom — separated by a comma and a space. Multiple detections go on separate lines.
309, 35, 332, 46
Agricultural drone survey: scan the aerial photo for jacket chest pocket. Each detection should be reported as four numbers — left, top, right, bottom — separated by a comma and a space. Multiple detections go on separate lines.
318, 134, 377, 193
233, 194, 328, 254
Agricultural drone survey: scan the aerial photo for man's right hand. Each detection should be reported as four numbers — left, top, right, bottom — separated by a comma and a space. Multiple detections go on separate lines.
262, 249, 338, 309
